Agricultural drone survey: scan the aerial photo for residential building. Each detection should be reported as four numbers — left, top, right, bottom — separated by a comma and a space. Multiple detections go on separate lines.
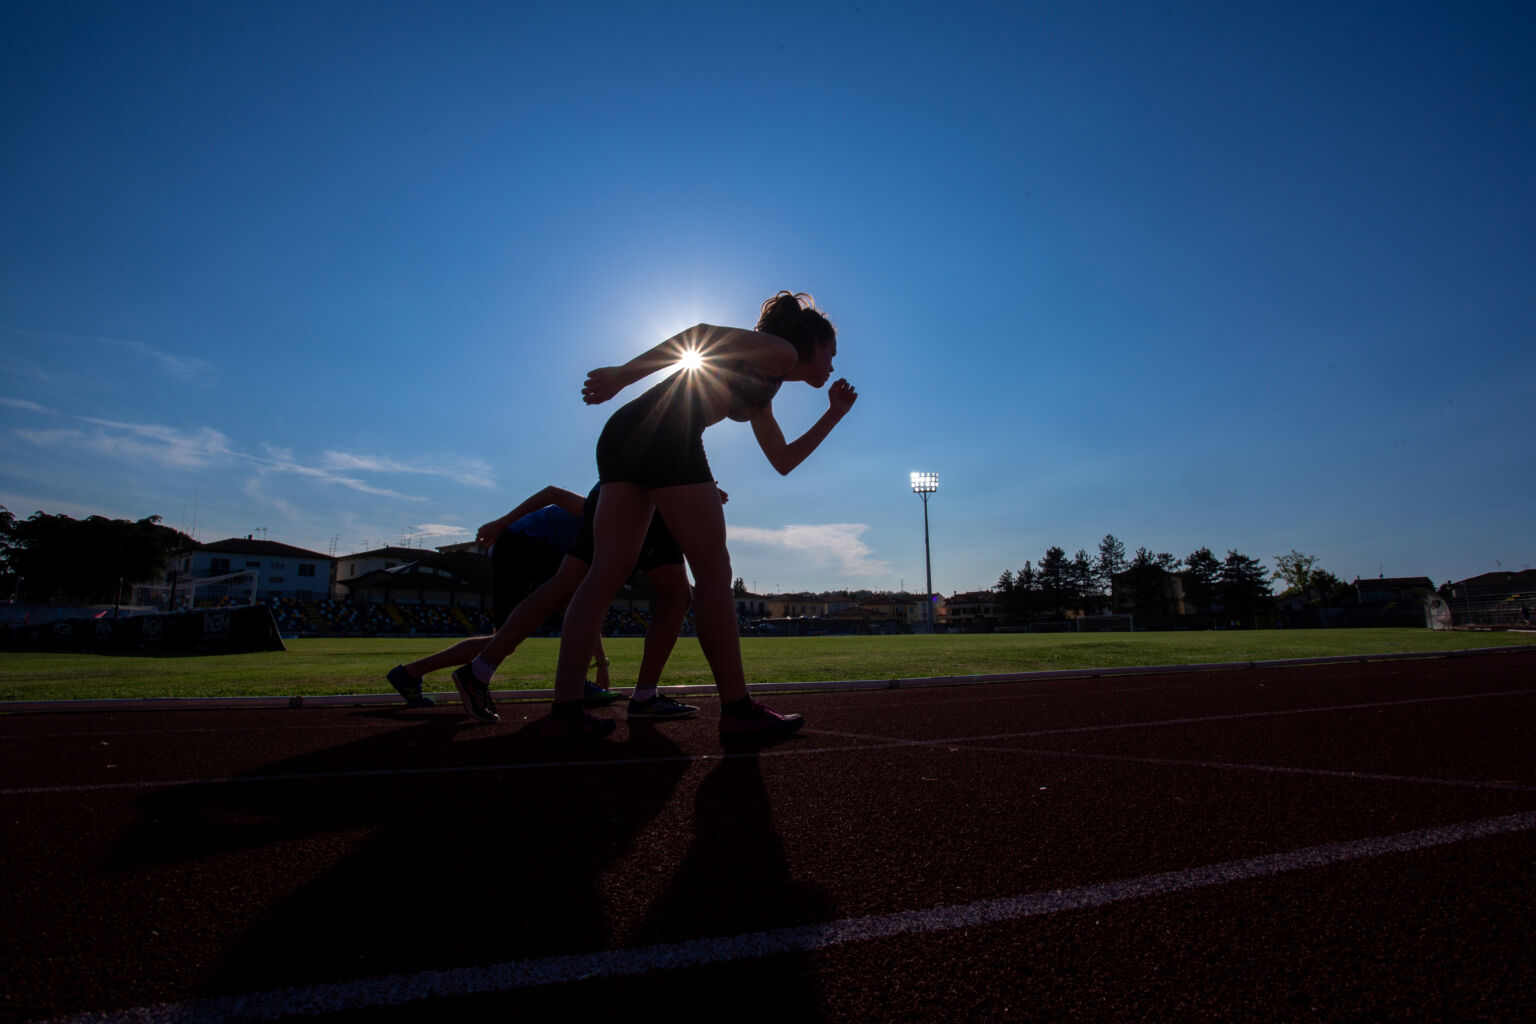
939, 589, 1001, 631
734, 590, 771, 618
770, 594, 830, 619
173, 538, 332, 602
859, 595, 929, 629
1354, 576, 1436, 605
333, 546, 432, 599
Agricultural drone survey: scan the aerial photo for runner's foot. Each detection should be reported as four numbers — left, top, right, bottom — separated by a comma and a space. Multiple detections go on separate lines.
719, 699, 804, 744
451, 664, 499, 722
386, 665, 435, 708
627, 694, 700, 719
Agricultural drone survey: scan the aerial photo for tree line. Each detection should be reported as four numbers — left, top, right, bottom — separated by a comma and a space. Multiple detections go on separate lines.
0, 506, 193, 605
0, 502, 1366, 623
994, 534, 1277, 623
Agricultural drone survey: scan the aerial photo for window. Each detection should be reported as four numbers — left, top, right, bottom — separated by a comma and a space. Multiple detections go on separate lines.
211, 558, 230, 573
298, 564, 316, 578
246, 561, 261, 568
269, 576, 285, 584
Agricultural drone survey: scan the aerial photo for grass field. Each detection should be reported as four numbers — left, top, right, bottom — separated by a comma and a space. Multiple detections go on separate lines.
2, 628, 1533, 703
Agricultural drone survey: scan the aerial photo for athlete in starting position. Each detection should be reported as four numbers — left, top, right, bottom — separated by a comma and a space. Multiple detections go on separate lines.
523, 291, 858, 742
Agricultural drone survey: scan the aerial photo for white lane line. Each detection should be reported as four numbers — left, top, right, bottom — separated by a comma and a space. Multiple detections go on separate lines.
6, 688, 1533, 797
971, 746, 1536, 793
815, 686, 1536, 747
30, 809, 1536, 1024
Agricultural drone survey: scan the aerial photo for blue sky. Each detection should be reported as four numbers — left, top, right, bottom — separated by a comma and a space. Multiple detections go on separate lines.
2, 1, 1532, 595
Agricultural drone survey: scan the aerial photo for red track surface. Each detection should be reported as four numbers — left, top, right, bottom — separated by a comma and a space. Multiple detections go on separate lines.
4, 650, 1534, 1023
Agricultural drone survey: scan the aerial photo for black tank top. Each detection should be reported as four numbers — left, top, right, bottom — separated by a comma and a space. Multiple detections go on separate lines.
723, 360, 784, 421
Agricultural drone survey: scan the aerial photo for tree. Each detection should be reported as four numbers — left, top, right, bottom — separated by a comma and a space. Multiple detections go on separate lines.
1220, 549, 1271, 622
1, 508, 192, 604
995, 568, 1019, 626
1069, 548, 1096, 614
733, 577, 747, 596
1095, 534, 1127, 598
1037, 546, 1070, 619
1123, 547, 1179, 619
0, 506, 17, 598
1015, 561, 1040, 621
1182, 546, 1222, 616
1307, 569, 1352, 608
1273, 550, 1320, 596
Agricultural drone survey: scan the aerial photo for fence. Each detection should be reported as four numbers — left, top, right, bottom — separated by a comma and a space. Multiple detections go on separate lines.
1450, 600, 1533, 629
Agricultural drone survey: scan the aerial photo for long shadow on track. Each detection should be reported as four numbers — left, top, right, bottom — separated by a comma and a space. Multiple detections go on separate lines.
104, 711, 697, 1006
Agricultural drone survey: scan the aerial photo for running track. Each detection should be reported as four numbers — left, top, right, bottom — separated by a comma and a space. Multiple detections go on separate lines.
3, 649, 1534, 1022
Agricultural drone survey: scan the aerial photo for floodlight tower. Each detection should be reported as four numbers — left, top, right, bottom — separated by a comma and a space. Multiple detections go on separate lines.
910, 472, 939, 632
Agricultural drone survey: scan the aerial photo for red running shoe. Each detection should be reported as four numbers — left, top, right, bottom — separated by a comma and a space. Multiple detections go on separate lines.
719, 700, 804, 744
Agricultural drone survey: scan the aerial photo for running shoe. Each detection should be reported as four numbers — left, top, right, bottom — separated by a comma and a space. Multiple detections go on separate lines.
627, 694, 700, 719
385, 665, 435, 708
450, 664, 499, 723
719, 700, 804, 743
583, 680, 624, 707
539, 710, 618, 742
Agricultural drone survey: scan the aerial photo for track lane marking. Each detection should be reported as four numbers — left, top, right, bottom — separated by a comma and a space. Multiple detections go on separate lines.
967, 745, 1536, 792
28, 809, 1536, 1024
5, 687, 1533, 796
813, 686, 1536, 746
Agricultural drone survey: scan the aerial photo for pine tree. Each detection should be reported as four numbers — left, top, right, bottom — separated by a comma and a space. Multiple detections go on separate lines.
1220, 549, 1271, 622
1182, 547, 1222, 616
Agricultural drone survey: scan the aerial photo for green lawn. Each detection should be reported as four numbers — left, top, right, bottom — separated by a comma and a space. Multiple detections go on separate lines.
2, 628, 1532, 703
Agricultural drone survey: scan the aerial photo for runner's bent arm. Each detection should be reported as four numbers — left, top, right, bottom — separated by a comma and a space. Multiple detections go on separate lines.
749, 378, 859, 476
583, 325, 798, 405
476, 486, 586, 548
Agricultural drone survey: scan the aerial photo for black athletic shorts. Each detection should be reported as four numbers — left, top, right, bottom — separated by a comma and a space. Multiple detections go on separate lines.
595, 373, 714, 488
566, 484, 684, 571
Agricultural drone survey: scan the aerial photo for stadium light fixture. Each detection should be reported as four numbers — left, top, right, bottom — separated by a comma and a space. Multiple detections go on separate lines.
910, 472, 938, 632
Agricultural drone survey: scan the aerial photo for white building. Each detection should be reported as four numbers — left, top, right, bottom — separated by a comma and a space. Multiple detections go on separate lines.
174, 537, 332, 602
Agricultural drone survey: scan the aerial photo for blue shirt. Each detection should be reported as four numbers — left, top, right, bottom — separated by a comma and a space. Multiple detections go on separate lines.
505, 505, 580, 551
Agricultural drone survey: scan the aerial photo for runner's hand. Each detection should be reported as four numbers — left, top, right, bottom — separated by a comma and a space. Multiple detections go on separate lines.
583, 367, 626, 405
475, 519, 505, 549
828, 378, 858, 415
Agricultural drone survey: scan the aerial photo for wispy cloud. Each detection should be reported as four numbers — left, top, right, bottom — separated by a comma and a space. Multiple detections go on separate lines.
404, 522, 473, 542
1, 327, 215, 384
729, 523, 890, 578
0, 397, 51, 413
319, 450, 495, 488
18, 418, 232, 468
258, 446, 427, 502
96, 336, 214, 382
10, 409, 494, 530
242, 476, 300, 519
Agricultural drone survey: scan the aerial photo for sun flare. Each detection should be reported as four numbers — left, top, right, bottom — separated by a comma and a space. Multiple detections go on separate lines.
679, 348, 704, 371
